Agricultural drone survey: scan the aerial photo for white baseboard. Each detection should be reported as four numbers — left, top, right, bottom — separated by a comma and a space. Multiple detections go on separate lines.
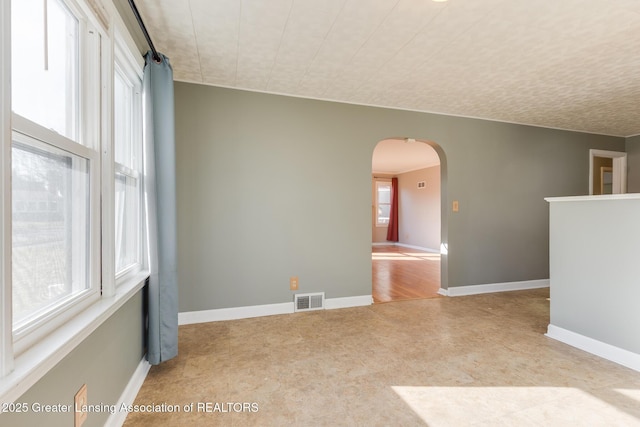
179, 302, 294, 325
325, 295, 372, 309
437, 288, 449, 296
445, 279, 549, 297
371, 242, 439, 253
178, 295, 373, 325
394, 243, 440, 253
546, 324, 640, 373
106, 357, 151, 427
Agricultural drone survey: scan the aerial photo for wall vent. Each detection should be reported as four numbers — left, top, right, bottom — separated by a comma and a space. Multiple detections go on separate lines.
294, 292, 325, 312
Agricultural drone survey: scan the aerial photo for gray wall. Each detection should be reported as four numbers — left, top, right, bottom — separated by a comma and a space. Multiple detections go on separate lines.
398, 166, 441, 251
0, 290, 146, 427
175, 82, 624, 311
626, 135, 640, 192
548, 197, 640, 354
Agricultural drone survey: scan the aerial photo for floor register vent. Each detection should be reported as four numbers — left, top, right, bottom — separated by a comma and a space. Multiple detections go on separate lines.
294, 292, 325, 312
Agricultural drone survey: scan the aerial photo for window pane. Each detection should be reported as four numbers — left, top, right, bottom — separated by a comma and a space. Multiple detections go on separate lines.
12, 139, 90, 328
378, 185, 391, 204
114, 71, 134, 168
378, 205, 390, 225
114, 64, 142, 277
115, 173, 139, 274
11, 0, 79, 141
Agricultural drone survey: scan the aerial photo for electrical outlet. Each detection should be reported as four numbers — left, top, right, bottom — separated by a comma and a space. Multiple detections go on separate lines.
290, 276, 299, 290
75, 384, 88, 427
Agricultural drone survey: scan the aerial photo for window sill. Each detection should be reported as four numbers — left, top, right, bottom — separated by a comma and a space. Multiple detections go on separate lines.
0, 271, 149, 404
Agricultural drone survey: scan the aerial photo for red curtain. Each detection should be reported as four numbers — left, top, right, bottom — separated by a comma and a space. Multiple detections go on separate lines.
386, 177, 399, 242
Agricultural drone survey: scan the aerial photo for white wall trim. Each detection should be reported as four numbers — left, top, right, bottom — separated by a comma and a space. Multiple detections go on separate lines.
179, 302, 294, 325
588, 149, 627, 195
179, 295, 374, 325
445, 279, 549, 297
325, 295, 373, 310
546, 324, 640, 373
437, 288, 449, 297
371, 242, 440, 253
106, 357, 151, 427
394, 243, 440, 253
545, 193, 640, 203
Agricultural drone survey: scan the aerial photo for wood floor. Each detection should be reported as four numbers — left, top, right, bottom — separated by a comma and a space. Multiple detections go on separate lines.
372, 245, 441, 303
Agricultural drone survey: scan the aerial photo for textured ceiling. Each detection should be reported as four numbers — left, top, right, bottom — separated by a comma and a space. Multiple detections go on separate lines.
135, 0, 640, 137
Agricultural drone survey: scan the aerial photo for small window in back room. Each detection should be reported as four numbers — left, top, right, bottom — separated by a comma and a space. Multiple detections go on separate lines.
376, 181, 391, 226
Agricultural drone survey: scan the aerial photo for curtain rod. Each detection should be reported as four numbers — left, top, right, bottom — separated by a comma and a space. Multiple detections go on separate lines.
127, 0, 161, 62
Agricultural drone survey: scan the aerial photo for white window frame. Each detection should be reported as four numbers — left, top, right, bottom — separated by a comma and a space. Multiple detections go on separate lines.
375, 180, 392, 227
10, 119, 101, 354
9, 0, 102, 356
1, 0, 13, 379
0, 0, 150, 403
113, 34, 144, 284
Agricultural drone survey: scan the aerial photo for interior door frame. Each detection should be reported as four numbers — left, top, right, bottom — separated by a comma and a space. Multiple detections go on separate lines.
589, 149, 627, 195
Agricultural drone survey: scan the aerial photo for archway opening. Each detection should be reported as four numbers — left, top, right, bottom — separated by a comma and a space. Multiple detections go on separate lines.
371, 137, 447, 303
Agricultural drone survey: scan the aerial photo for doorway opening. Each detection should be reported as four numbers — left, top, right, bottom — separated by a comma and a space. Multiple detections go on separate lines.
371, 138, 446, 303
589, 149, 627, 195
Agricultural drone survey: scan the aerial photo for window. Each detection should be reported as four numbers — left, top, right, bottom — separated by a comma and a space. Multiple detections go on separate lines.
12, 136, 90, 331
10, 0, 101, 353
0, 0, 149, 398
376, 181, 391, 226
114, 46, 143, 280
11, 0, 79, 141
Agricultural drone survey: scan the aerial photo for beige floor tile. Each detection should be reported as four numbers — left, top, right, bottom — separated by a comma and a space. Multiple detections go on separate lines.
123, 288, 640, 426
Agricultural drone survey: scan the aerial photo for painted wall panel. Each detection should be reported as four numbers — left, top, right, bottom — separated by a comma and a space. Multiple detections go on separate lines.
0, 291, 145, 427
548, 197, 640, 354
175, 82, 624, 310
626, 135, 640, 192
398, 166, 440, 251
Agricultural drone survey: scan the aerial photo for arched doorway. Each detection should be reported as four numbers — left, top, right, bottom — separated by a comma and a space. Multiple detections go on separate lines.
371, 138, 447, 303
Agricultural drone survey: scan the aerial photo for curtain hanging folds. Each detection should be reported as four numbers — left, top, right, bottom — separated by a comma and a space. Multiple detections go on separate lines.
143, 50, 178, 365
386, 177, 399, 242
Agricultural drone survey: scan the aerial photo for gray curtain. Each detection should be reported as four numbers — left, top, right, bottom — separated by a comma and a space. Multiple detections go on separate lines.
143, 51, 178, 365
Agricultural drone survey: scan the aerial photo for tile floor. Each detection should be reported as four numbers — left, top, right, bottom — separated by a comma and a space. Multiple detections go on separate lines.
123, 289, 640, 426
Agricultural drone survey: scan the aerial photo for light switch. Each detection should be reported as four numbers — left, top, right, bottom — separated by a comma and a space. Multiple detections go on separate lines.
453, 200, 459, 212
